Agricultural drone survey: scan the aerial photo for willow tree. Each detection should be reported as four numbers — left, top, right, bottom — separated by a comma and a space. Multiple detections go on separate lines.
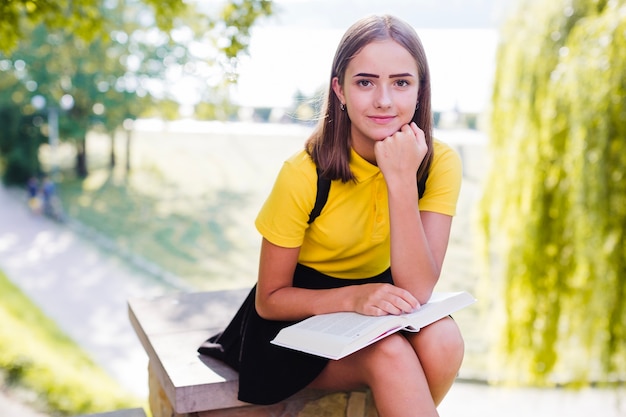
479, 0, 626, 386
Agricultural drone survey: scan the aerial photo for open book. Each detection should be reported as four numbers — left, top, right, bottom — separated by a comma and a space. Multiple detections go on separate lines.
271, 291, 476, 360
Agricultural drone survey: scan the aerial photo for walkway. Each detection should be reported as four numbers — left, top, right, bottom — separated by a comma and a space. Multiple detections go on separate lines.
0, 185, 167, 407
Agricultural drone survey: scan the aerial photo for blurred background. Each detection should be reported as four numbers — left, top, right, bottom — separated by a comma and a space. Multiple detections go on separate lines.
0, 0, 624, 416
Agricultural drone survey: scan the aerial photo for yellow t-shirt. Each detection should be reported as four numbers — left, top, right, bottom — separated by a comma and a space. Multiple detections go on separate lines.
255, 139, 462, 279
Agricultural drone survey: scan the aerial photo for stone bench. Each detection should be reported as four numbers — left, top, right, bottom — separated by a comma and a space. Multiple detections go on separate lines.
127, 289, 378, 417
76, 409, 147, 417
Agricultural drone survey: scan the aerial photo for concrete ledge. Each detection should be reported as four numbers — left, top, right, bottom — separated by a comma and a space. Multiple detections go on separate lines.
128, 289, 378, 417
128, 289, 249, 413
75, 408, 147, 417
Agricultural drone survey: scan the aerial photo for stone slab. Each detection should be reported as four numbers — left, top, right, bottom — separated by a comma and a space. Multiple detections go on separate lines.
128, 289, 251, 413
75, 408, 147, 417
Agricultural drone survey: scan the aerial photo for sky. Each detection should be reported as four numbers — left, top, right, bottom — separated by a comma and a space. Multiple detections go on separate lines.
189, 0, 517, 114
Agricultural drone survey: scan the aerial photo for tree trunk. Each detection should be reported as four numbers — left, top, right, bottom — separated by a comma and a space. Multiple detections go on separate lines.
125, 127, 132, 173
76, 139, 88, 178
109, 131, 116, 168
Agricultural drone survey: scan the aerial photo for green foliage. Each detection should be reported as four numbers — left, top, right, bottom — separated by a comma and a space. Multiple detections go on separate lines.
0, 103, 46, 185
0, 0, 274, 183
480, 0, 626, 385
0, 0, 102, 55
218, 0, 274, 58
0, 0, 188, 55
0, 269, 143, 415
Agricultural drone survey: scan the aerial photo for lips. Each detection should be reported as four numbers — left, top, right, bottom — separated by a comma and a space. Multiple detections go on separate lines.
369, 115, 396, 125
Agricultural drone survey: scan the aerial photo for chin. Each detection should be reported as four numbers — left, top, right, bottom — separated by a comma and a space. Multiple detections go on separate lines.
375, 128, 400, 140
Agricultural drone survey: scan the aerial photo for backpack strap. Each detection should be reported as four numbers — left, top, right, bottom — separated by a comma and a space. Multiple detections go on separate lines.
307, 168, 331, 224
417, 170, 428, 199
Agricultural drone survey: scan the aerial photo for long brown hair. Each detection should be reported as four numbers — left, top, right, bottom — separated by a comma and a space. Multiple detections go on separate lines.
306, 14, 433, 185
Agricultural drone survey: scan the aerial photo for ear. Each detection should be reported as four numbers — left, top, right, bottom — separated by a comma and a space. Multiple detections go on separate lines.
331, 77, 345, 106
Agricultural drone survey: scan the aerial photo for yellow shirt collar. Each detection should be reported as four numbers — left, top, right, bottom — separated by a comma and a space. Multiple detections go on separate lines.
350, 148, 381, 182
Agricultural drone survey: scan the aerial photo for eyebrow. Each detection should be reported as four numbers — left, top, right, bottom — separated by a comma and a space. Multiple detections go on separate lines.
353, 72, 415, 78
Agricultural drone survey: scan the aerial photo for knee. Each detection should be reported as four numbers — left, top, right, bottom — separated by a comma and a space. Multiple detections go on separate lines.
420, 317, 465, 364
364, 333, 415, 370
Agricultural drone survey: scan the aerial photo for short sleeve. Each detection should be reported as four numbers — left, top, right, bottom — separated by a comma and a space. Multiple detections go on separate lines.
418, 140, 463, 216
255, 151, 318, 248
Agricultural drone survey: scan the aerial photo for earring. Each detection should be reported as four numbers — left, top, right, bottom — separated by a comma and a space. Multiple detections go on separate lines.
340, 103, 345, 111
416, 102, 420, 110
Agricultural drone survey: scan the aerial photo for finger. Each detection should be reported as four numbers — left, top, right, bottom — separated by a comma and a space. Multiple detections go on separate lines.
387, 286, 419, 308
397, 124, 415, 140
363, 305, 389, 317
378, 300, 403, 316
395, 296, 417, 314
409, 122, 423, 136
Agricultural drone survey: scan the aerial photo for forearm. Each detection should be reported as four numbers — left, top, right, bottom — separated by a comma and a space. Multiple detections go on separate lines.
257, 285, 355, 321
255, 238, 356, 321
255, 238, 420, 320
387, 181, 441, 304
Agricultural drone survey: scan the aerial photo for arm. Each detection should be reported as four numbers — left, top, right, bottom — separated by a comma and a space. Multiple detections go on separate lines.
375, 123, 453, 304
255, 238, 418, 321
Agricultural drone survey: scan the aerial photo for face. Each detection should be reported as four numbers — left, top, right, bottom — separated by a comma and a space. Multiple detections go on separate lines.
332, 39, 419, 161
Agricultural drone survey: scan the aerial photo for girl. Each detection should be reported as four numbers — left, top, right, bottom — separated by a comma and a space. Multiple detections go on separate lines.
203, 14, 464, 417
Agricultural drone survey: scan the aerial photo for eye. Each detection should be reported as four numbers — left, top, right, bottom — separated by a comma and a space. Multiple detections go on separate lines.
357, 79, 372, 87
395, 79, 410, 87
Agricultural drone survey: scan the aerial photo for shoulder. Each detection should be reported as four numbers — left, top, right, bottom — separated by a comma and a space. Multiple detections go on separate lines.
264, 148, 320, 210
430, 139, 462, 181
255, 148, 318, 247
278, 149, 318, 187
285, 148, 317, 172
432, 139, 462, 169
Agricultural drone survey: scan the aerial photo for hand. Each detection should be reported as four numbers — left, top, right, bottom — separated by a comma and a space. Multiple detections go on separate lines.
350, 283, 420, 316
374, 122, 427, 184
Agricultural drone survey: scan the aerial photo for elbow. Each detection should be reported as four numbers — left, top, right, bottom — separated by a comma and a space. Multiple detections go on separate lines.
255, 291, 286, 321
416, 287, 434, 305
415, 270, 441, 305
255, 297, 275, 320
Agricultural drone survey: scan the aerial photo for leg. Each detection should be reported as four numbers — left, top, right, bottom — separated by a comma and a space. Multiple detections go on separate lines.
405, 316, 465, 405
308, 333, 438, 417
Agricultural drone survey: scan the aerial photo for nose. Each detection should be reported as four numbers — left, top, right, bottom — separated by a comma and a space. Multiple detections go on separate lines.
374, 85, 392, 109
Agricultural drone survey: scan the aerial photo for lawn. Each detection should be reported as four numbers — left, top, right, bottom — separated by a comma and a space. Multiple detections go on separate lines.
0, 269, 144, 416
52, 123, 307, 290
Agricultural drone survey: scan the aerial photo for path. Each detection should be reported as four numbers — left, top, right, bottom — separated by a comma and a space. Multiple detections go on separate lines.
0, 185, 169, 404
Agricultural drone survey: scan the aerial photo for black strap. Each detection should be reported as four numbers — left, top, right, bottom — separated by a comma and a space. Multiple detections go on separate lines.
307, 168, 428, 225
418, 170, 428, 199
307, 168, 331, 224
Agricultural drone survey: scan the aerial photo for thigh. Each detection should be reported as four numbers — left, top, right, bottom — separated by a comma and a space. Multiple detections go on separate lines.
405, 316, 463, 350
307, 332, 418, 392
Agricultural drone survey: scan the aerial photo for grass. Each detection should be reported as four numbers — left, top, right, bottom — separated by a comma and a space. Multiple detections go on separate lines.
56, 164, 260, 291
0, 269, 145, 416
50, 127, 306, 291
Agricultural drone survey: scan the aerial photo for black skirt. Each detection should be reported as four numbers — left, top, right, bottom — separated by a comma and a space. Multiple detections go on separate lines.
199, 263, 393, 405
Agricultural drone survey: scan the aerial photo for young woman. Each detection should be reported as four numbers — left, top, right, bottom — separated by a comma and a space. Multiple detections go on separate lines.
203, 14, 464, 417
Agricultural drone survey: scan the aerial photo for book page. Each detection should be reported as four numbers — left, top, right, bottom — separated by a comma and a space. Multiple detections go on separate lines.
403, 291, 476, 331
296, 312, 382, 338
272, 291, 476, 360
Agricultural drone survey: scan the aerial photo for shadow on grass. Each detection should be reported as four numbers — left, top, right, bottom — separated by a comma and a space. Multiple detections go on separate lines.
57, 168, 259, 291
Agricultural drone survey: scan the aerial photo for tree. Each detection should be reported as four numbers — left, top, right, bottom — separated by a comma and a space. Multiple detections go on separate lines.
0, 0, 186, 55
479, 0, 626, 386
0, 0, 274, 182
